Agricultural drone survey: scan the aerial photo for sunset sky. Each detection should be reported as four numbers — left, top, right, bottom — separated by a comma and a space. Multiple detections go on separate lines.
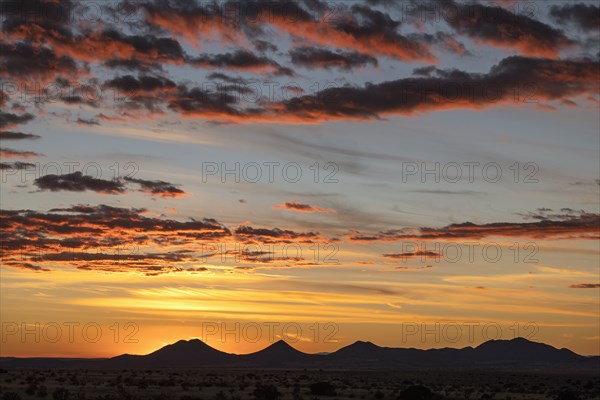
0, 0, 599, 358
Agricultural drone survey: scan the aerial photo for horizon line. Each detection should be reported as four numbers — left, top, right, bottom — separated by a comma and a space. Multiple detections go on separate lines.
2, 336, 599, 359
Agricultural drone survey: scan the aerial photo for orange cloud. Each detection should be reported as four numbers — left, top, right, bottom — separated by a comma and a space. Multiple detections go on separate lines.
0, 205, 334, 274
0, 147, 43, 158
350, 210, 600, 242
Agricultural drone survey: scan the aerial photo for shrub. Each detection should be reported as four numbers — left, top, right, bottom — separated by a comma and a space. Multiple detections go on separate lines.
310, 382, 336, 397
555, 390, 581, 400
26, 384, 37, 395
397, 385, 434, 400
52, 387, 70, 400
37, 385, 48, 397
254, 384, 281, 400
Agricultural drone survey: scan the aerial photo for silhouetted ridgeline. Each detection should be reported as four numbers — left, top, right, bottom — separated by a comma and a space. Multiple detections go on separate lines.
1, 337, 598, 372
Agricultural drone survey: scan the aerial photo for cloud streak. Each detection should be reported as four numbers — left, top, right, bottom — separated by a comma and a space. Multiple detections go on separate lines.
0, 147, 43, 158
550, 3, 600, 31
350, 211, 600, 242
569, 283, 600, 289
0, 131, 41, 140
123, 177, 186, 198
32, 172, 187, 197
289, 47, 378, 70
273, 201, 336, 214
34, 172, 126, 194
0, 205, 336, 274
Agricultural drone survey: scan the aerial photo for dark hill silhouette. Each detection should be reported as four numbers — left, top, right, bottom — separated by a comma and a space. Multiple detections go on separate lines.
1, 337, 597, 372
238, 339, 316, 367
327, 340, 400, 366
106, 338, 234, 368
334, 340, 382, 355
471, 337, 584, 365
327, 340, 477, 368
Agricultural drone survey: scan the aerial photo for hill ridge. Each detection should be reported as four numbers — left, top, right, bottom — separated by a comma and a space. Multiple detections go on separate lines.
1, 337, 597, 371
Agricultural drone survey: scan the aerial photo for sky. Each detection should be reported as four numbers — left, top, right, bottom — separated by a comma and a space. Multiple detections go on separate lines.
0, 0, 599, 358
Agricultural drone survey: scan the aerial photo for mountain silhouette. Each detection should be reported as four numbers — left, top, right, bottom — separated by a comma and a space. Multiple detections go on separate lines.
471, 337, 584, 365
109, 338, 234, 368
238, 339, 315, 367
1, 337, 597, 371
336, 340, 382, 355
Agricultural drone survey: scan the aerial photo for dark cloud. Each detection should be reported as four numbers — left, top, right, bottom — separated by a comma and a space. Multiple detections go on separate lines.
0, 131, 40, 140
34, 172, 125, 193
570, 179, 600, 187
289, 47, 378, 70
517, 208, 591, 221
0, 0, 188, 79
1, 205, 225, 238
3, 262, 50, 272
61, 30, 188, 65
0, 41, 80, 82
102, 75, 177, 110
0, 112, 34, 129
103, 75, 176, 93
0, 161, 36, 170
104, 58, 163, 72
167, 85, 250, 119
383, 251, 441, 259
4, 27, 185, 69
273, 201, 336, 214
136, 0, 236, 37
32, 172, 186, 197
1, 0, 593, 125
279, 56, 599, 121
234, 225, 321, 243
427, 0, 574, 57
124, 176, 186, 198
569, 283, 600, 289
350, 211, 600, 242
410, 31, 471, 56
550, 3, 600, 31
254, 40, 278, 53
412, 66, 437, 77
0, 0, 75, 35
75, 118, 100, 126
161, 55, 599, 123
325, 3, 433, 61
206, 72, 250, 84
189, 50, 293, 75
136, 0, 434, 61
108, 29, 185, 60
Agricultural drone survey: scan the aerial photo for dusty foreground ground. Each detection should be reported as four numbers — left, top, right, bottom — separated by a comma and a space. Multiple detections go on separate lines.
0, 369, 598, 400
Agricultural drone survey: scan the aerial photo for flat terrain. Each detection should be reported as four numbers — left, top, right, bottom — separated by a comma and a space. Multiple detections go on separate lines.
0, 369, 599, 400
